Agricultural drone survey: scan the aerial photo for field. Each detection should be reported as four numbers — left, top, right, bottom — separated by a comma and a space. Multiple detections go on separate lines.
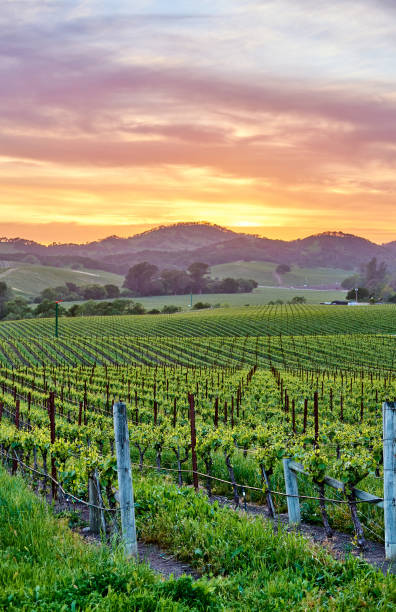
61, 286, 345, 313
0, 261, 346, 305
211, 261, 350, 288
0, 303, 395, 609
0, 263, 123, 299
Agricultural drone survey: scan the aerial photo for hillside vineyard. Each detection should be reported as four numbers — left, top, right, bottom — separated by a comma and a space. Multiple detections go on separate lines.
0, 303, 395, 549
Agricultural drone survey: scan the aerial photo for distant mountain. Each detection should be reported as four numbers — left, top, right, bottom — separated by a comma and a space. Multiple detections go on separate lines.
0, 224, 394, 275
44, 222, 240, 256
384, 240, 396, 257
291, 232, 387, 269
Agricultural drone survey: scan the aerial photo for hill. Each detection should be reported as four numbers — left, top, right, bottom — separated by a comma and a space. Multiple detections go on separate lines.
0, 263, 123, 300
210, 261, 349, 288
0, 224, 395, 276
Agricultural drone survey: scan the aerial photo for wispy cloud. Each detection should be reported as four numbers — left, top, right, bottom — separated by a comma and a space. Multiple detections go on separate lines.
0, 0, 395, 242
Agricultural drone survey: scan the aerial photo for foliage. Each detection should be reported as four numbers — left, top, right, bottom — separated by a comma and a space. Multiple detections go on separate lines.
276, 264, 291, 275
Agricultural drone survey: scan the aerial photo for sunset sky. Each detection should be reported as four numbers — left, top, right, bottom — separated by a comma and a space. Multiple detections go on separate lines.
1, 0, 395, 244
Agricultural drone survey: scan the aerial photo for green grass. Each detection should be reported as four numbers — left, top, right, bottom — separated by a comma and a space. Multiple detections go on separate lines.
0, 264, 123, 299
0, 465, 215, 611
1, 465, 394, 611
64, 287, 344, 312
210, 261, 350, 288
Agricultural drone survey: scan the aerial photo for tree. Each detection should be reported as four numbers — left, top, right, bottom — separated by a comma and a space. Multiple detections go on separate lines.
341, 275, 360, 290
193, 301, 211, 310
34, 300, 66, 318
65, 282, 79, 294
82, 284, 107, 300
67, 304, 81, 317
104, 284, 120, 299
123, 262, 159, 296
236, 278, 258, 293
125, 301, 146, 315
276, 264, 291, 275
162, 305, 181, 314
38, 287, 60, 302
289, 296, 306, 304
218, 277, 239, 293
361, 257, 387, 294
3, 297, 31, 320
188, 262, 209, 293
346, 287, 370, 302
0, 282, 12, 318
160, 269, 190, 295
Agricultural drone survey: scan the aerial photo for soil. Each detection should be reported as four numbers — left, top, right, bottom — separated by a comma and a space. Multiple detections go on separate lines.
137, 542, 200, 579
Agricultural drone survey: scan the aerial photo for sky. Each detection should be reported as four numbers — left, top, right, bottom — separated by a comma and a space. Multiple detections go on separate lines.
0, 0, 395, 244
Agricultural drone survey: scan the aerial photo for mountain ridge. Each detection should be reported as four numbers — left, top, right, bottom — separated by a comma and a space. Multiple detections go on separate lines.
0, 223, 394, 275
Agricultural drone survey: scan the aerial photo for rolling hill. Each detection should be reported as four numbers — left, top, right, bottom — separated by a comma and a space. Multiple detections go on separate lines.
0, 264, 123, 300
0, 224, 395, 278
210, 261, 349, 288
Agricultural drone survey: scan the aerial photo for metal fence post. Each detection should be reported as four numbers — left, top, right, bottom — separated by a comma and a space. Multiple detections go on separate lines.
113, 401, 138, 558
383, 401, 396, 561
283, 458, 301, 525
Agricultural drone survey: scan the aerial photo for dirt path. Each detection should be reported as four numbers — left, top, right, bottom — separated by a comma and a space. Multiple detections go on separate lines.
138, 542, 200, 579
55, 498, 199, 580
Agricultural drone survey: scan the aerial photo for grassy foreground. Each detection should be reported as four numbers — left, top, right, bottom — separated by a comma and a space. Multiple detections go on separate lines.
0, 466, 394, 611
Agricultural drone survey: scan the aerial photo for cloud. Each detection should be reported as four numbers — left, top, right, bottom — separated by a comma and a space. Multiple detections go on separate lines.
0, 0, 395, 242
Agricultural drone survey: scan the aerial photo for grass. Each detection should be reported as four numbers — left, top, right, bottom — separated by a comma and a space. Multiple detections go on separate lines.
64, 287, 344, 312
0, 264, 123, 299
1, 464, 394, 611
0, 465, 215, 611
210, 262, 350, 288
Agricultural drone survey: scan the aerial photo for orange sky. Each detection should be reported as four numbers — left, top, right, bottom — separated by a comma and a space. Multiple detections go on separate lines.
1, 1, 395, 245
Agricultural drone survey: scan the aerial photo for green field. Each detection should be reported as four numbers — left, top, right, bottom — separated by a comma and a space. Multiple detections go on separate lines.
64, 287, 345, 312
134, 287, 345, 308
0, 263, 123, 299
211, 261, 350, 288
1, 303, 394, 340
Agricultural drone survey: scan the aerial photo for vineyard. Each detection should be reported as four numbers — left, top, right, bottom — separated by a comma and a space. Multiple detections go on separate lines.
1, 303, 396, 339
0, 304, 395, 608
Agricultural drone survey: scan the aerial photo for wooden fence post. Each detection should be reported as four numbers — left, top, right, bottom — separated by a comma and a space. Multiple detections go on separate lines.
49, 392, 57, 500
88, 468, 106, 535
189, 393, 199, 492
283, 458, 301, 525
113, 401, 138, 558
88, 473, 101, 534
383, 401, 396, 561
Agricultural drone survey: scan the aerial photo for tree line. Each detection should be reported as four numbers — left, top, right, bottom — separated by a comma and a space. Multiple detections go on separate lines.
0, 261, 258, 321
341, 258, 396, 302
122, 262, 257, 296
